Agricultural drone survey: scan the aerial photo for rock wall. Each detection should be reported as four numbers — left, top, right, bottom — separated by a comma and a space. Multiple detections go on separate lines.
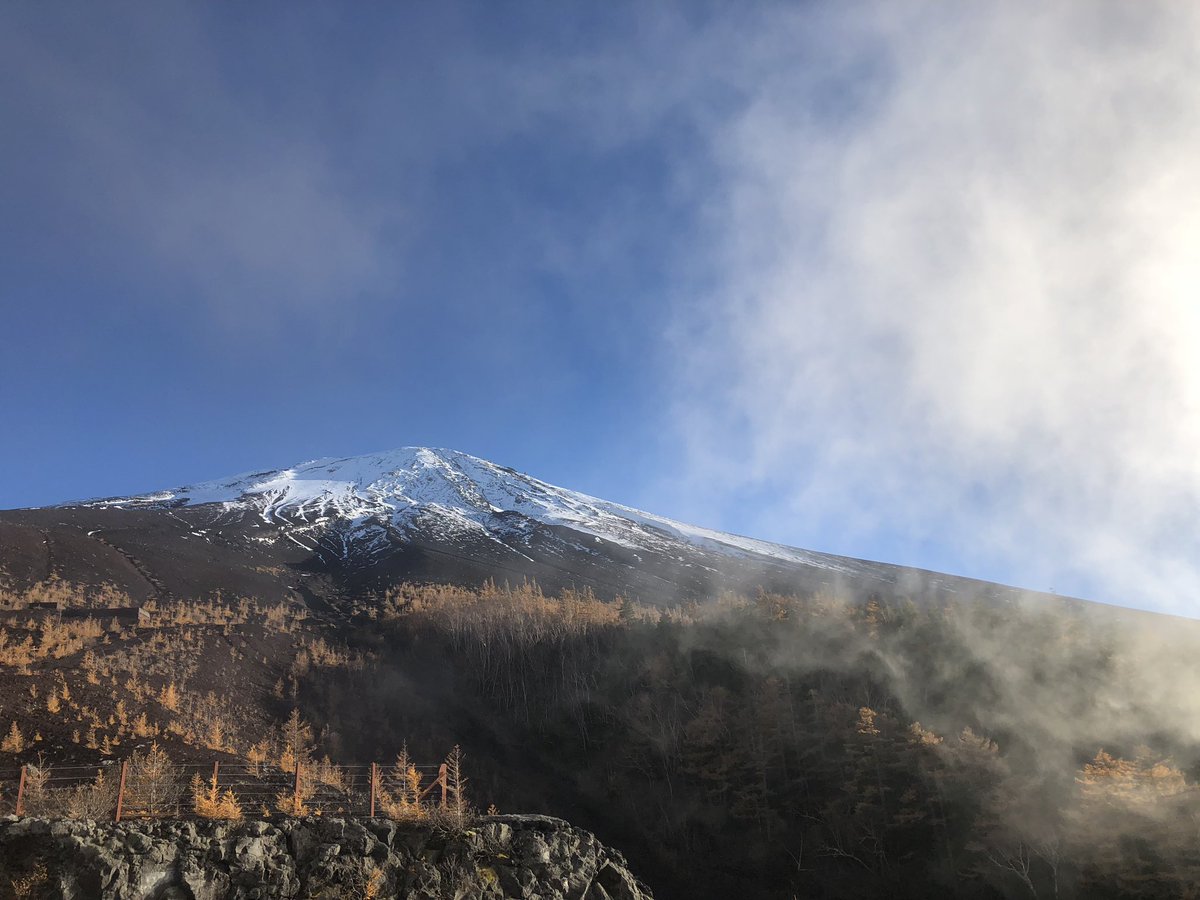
0, 814, 653, 900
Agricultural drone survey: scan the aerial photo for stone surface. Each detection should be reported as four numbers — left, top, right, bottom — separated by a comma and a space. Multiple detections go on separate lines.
0, 814, 654, 900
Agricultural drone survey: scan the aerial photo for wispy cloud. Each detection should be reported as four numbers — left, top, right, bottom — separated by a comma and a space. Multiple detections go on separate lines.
667, 2, 1200, 612
0, 8, 392, 327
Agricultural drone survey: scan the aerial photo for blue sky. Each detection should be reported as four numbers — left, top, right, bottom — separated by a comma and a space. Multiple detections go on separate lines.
3, 3, 1199, 614
1, 4, 694, 499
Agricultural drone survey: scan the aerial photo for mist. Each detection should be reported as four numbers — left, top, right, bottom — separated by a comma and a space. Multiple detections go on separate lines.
662, 1, 1200, 615
335, 576, 1200, 897
653, 581, 1200, 896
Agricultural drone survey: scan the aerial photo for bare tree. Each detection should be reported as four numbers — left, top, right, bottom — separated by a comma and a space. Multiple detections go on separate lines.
444, 744, 470, 828
59, 770, 118, 819
985, 842, 1039, 899
123, 743, 182, 818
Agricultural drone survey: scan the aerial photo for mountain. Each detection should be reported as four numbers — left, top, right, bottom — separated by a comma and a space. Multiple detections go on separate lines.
3, 448, 1199, 900
2, 447, 1069, 612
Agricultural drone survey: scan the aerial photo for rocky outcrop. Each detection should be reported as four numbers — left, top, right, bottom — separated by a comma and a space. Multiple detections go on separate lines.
0, 814, 653, 900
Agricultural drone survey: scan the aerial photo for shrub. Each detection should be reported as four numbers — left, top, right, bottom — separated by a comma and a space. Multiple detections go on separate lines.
191, 774, 243, 820
1, 722, 24, 754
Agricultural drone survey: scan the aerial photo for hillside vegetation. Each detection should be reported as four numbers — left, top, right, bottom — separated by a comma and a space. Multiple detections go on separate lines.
1, 577, 1199, 898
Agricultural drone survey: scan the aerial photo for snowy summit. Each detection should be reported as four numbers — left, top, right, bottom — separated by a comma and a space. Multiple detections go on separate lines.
78, 447, 870, 577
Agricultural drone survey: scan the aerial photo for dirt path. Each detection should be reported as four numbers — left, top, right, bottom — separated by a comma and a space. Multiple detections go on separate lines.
37, 527, 55, 582
79, 528, 174, 601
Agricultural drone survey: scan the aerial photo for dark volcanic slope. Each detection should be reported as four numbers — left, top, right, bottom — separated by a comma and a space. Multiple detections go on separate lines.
0, 447, 1155, 625
0, 506, 311, 605
0, 496, 1067, 617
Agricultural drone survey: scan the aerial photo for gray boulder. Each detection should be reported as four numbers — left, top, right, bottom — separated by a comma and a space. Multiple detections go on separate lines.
0, 814, 653, 900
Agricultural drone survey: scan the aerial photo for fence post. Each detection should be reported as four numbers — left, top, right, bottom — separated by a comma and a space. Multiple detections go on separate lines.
15, 766, 26, 817
369, 762, 377, 817
438, 763, 448, 810
212, 761, 220, 786
115, 760, 129, 822
293, 761, 301, 816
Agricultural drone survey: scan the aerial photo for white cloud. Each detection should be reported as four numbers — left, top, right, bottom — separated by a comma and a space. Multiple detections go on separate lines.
669, 2, 1200, 612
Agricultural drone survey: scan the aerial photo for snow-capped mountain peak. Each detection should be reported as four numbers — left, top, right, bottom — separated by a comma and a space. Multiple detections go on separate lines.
78, 447, 868, 576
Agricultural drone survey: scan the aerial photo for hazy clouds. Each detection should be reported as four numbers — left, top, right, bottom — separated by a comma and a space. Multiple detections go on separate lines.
667, 2, 1200, 613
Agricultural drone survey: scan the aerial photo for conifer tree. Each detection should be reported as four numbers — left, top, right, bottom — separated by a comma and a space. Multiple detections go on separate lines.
279, 709, 314, 771
1, 721, 24, 754
382, 743, 423, 820
124, 743, 181, 818
192, 773, 243, 820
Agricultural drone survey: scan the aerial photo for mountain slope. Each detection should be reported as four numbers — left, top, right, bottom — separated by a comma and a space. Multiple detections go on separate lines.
0, 447, 1084, 613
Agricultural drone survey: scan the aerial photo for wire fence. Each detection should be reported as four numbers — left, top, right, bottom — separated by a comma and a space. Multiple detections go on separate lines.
0, 756, 466, 823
